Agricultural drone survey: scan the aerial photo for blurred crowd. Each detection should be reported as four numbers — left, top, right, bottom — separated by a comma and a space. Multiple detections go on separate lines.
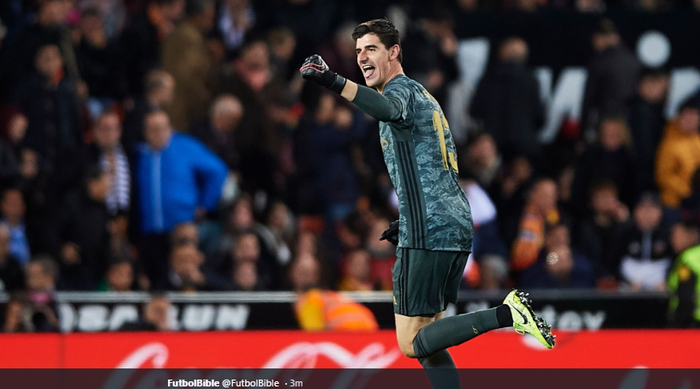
1, 0, 700, 332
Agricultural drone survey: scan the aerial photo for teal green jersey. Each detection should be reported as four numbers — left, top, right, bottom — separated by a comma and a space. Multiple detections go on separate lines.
379, 75, 473, 251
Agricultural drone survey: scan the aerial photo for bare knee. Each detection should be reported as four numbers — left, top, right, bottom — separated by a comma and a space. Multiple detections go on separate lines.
396, 329, 420, 358
394, 313, 438, 359
398, 338, 418, 358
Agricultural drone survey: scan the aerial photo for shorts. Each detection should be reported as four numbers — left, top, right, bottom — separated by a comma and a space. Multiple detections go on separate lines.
392, 247, 470, 316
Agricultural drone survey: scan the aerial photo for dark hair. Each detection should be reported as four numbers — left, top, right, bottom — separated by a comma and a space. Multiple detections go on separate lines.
144, 107, 168, 120
351, 19, 403, 63
678, 96, 700, 115
676, 219, 700, 235
595, 18, 618, 36
1, 187, 24, 203
80, 7, 102, 19
29, 255, 59, 281
589, 180, 618, 198
185, 0, 213, 17
84, 165, 106, 184
144, 69, 171, 95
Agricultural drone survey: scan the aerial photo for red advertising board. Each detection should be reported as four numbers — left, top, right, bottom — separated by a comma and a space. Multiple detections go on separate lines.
1, 330, 699, 369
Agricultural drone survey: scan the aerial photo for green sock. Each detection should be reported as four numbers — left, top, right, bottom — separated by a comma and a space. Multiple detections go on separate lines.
413, 307, 501, 358
419, 349, 461, 389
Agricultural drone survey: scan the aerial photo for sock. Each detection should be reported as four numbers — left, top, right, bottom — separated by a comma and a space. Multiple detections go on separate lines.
496, 304, 513, 327
412, 307, 501, 358
419, 349, 461, 389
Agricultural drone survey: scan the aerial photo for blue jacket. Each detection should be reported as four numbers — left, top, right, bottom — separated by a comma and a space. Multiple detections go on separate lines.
135, 133, 228, 234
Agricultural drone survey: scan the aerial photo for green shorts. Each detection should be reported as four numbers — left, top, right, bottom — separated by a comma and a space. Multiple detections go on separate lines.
392, 247, 470, 316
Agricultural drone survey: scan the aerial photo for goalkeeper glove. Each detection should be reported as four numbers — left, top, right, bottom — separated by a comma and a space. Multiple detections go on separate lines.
379, 219, 399, 245
299, 54, 347, 94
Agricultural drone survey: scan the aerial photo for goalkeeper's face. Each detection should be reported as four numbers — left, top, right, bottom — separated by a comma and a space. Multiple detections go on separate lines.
355, 33, 398, 90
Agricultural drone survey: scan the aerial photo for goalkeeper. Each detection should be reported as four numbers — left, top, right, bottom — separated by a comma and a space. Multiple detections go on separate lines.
300, 19, 554, 389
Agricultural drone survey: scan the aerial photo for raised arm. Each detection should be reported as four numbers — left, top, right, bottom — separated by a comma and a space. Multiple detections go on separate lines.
300, 54, 403, 122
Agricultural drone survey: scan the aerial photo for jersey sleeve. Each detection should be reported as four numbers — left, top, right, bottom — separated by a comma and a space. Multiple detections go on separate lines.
382, 80, 412, 125
351, 81, 411, 125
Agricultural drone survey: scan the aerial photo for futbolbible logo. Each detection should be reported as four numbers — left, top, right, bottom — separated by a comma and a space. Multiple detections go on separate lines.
168, 379, 220, 387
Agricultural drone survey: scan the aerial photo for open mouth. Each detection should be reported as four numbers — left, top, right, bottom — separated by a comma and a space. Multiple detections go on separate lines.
362, 65, 376, 80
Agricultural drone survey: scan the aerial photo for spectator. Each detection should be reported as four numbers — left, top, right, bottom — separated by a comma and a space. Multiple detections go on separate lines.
0, 121, 21, 190
401, 6, 460, 106
265, 200, 294, 267
231, 260, 259, 291
681, 168, 700, 216
1, 116, 43, 208
255, 0, 339, 66
120, 0, 185, 96
316, 21, 363, 86
122, 69, 175, 151
12, 0, 79, 84
216, 0, 256, 58
82, 111, 131, 215
219, 38, 283, 196
119, 293, 173, 331
511, 0, 541, 12
335, 210, 370, 262
2, 111, 28, 164
226, 231, 278, 290
628, 68, 669, 193
3, 293, 31, 333
613, 192, 672, 291
556, 165, 577, 218
75, 0, 127, 39
74, 7, 127, 107
25, 256, 60, 332
576, 0, 607, 12
463, 132, 502, 190
190, 94, 243, 171
133, 110, 227, 288
520, 223, 595, 289
491, 155, 534, 246
479, 254, 510, 290
572, 116, 637, 211
667, 219, 700, 327
267, 27, 298, 83
574, 181, 629, 287
49, 166, 112, 290
298, 92, 366, 224
107, 211, 139, 279
171, 221, 199, 248
338, 249, 374, 291
162, 0, 215, 131
581, 18, 641, 141
206, 195, 280, 267
100, 257, 135, 292
655, 98, 700, 212
167, 243, 229, 291
462, 177, 507, 258
0, 188, 31, 266
511, 178, 561, 272
13, 44, 82, 195
470, 37, 544, 160
365, 217, 397, 291
0, 224, 24, 292
290, 253, 378, 331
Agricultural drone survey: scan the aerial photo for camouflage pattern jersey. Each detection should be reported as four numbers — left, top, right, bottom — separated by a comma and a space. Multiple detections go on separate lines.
379, 74, 474, 252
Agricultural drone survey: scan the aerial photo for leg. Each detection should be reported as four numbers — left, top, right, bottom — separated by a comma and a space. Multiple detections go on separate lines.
395, 312, 461, 389
393, 249, 514, 389
394, 313, 436, 358
411, 306, 512, 358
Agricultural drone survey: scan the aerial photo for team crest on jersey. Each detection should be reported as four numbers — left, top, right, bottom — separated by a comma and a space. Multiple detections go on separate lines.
381, 137, 389, 150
